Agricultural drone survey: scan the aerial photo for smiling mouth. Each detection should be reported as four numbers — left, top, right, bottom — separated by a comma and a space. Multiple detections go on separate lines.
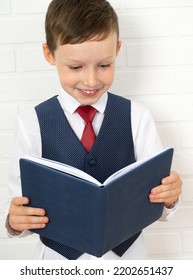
80, 89, 98, 95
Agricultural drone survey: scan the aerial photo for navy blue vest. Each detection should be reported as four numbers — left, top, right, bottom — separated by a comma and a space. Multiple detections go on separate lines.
35, 92, 141, 259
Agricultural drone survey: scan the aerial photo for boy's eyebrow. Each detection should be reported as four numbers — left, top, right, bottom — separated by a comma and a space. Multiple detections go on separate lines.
65, 56, 114, 63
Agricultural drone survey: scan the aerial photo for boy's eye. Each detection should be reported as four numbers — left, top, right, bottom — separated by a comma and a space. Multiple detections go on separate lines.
99, 64, 111, 68
69, 66, 82, 70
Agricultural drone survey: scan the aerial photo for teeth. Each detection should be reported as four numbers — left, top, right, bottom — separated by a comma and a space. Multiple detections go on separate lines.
82, 90, 95, 94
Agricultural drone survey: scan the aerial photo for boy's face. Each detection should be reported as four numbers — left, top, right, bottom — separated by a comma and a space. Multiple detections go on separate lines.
43, 32, 121, 105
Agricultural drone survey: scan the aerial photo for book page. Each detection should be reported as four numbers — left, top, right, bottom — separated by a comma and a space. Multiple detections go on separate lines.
21, 148, 172, 187
103, 148, 172, 185
21, 155, 102, 186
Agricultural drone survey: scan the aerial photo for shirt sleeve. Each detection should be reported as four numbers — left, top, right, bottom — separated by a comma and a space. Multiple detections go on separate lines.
5, 109, 41, 237
131, 101, 178, 220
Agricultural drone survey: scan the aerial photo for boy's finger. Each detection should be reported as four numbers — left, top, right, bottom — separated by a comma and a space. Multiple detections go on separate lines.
14, 215, 49, 225
9, 215, 49, 231
11, 197, 29, 206
10, 204, 46, 217
161, 170, 179, 184
11, 222, 47, 231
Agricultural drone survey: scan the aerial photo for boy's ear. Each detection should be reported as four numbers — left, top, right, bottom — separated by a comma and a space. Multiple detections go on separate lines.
42, 43, 55, 65
116, 40, 122, 56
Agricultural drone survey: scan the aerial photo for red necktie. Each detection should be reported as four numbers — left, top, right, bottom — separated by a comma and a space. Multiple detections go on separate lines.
76, 105, 97, 152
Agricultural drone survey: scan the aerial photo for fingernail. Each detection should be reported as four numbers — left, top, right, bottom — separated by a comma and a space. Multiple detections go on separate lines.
38, 210, 45, 215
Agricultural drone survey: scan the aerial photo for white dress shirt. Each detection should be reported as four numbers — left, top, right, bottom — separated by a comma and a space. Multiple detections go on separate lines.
6, 90, 177, 260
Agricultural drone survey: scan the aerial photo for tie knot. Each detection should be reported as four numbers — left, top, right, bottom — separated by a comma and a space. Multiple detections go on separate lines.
76, 105, 97, 123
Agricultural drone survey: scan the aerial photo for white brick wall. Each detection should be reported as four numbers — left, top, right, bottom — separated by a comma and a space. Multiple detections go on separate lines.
0, 0, 192, 260
0, 0, 11, 15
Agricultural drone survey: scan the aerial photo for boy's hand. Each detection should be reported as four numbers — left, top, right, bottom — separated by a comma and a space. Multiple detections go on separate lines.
149, 171, 182, 208
9, 197, 49, 232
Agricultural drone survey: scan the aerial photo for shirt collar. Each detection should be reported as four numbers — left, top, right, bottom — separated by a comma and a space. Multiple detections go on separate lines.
58, 88, 108, 114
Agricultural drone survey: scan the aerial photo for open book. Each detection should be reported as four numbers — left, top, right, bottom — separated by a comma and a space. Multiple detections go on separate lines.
20, 147, 173, 257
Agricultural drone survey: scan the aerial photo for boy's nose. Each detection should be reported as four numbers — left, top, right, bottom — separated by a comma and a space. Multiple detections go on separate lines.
84, 70, 98, 88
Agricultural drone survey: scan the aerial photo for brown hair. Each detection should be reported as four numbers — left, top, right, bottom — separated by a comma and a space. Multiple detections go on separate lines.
45, 0, 119, 54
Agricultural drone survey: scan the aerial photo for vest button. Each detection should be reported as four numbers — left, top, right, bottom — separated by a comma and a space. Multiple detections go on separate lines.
89, 159, 97, 167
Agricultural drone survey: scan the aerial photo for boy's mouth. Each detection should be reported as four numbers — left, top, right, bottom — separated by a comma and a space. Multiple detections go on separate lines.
80, 89, 98, 95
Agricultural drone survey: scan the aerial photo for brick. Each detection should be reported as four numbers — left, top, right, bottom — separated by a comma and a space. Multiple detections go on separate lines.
0, 75, 60, 102
139, 98, 193, 122
177, 13, 193, 36
113, 70, 175, 95
0, 0, 11, 15
178, 40, 193, 65
181, 125, 193, 148
183, 231, 193, 252
0, 18, 45, 44
125, 0, 193, 8
126, 41, 193, 67
17, 47, 53, 72
126, 42, 169, 67
174, 153, 193, 175
181, 179, 193, 202
178, 69, 193, 93
0, 49, 15, 73
119, 13, 174, 38
144, 232, 180, 254
15, 0, 50, 14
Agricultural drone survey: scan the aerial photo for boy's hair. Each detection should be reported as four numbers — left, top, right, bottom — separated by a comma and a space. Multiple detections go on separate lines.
45, 0, 119, 54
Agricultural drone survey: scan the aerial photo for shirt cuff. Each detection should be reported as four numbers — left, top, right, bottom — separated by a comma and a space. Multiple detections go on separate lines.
159, 199, 179, 221
5, 214, 31, 238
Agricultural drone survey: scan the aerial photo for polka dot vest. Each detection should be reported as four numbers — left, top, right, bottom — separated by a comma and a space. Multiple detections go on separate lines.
35, 92, 141, 259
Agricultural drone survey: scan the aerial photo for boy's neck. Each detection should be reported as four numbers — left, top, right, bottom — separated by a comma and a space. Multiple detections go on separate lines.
59, 88, 108, 114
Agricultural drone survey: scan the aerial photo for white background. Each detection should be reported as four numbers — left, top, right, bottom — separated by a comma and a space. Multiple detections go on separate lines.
0, 0, 193, 260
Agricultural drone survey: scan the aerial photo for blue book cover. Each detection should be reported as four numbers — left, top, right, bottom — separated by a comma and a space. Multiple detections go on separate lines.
20, 148, 173, 257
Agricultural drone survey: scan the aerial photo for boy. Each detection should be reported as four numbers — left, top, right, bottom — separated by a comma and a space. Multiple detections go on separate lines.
6, 0, 182, 260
